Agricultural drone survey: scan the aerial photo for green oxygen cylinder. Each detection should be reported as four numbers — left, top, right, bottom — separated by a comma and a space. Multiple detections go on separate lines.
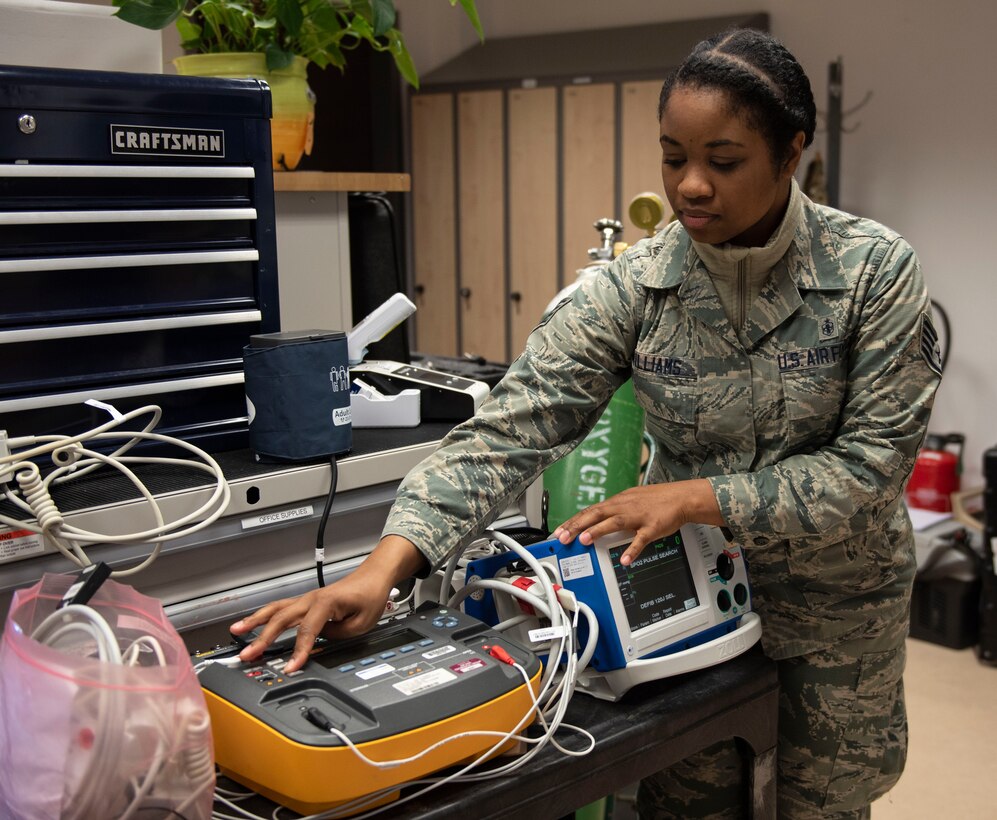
541, 217, 646, 528
543, 377, 645, 527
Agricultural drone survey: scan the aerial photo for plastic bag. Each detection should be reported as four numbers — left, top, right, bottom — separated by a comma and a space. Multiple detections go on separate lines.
0, 573, 215, 819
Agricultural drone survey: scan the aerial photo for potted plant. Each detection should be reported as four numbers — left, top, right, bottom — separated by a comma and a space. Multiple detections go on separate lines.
113, 0, 483, 169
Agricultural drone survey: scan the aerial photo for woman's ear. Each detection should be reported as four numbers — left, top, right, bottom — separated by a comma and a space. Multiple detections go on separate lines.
782, 131, 806, 178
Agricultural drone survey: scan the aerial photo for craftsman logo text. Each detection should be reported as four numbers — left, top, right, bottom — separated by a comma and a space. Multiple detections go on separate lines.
110, 124, 225, 158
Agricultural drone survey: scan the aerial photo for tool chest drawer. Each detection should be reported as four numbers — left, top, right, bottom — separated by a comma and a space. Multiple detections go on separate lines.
0, 64, 280, 451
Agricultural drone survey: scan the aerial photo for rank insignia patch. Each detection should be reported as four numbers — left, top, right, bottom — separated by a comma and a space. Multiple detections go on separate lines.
919, 312, 943, 377
818, 316, 838, 340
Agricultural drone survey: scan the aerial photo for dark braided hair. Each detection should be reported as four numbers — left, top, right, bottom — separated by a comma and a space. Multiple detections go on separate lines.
658, 28, 816, 168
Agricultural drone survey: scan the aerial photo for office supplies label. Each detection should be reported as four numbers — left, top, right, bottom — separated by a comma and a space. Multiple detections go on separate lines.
241, 505, 313, 530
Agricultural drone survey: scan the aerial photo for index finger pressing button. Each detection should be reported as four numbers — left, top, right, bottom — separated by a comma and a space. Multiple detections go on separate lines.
235, 626, 299, 654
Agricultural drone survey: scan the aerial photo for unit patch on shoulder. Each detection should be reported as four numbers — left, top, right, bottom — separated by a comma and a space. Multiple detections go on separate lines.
919, 311, 943, 377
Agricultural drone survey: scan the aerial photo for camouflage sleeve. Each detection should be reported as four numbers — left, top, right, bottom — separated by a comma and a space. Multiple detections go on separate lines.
382, 264, 642, 573
710, 238, 941, 547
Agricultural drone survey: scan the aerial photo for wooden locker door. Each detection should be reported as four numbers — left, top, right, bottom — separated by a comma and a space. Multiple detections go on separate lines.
457, 89, 506, 362
507, 86, 558, 358
561, 83, 616, 284
621, 79, 671, 248
411, 92, 458, 356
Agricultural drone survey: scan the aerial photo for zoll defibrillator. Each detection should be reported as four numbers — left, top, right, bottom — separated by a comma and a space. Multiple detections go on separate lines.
461, 524, 761, 701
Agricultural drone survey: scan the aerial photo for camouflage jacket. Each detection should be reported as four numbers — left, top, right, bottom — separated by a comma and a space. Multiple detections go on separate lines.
384, 193, 941, 658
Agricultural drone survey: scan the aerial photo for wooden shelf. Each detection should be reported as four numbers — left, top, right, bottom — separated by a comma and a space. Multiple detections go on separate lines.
273, 171, 410, 192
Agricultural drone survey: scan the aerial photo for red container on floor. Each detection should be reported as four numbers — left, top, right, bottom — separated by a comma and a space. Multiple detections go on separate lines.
906, 433, 964, 512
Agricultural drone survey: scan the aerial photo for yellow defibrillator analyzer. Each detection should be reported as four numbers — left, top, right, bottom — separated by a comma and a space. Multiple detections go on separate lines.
197, 605, 542, 815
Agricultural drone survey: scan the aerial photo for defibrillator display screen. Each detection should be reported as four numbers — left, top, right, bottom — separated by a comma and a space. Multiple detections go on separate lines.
609, 536, 700, 633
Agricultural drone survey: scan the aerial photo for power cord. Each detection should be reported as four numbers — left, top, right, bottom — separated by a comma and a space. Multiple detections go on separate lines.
315, 457, 339, 588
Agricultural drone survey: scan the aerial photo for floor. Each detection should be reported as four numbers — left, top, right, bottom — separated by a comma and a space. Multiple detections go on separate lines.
604, 637, 996, 819
872, 637, 995, 819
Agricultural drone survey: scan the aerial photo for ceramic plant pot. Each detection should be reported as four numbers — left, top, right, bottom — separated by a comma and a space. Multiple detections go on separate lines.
174, 52, 315, 170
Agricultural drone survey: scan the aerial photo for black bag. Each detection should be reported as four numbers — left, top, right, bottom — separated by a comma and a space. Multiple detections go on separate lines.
910, 528, 982, 650
978, 445, 997, 665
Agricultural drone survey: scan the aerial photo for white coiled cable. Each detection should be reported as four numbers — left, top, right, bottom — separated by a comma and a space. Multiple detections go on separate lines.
0, 404, 230, 577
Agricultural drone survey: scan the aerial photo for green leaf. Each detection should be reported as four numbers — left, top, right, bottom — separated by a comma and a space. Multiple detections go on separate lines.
370, 0, 396, 38
453, 0, 484, 41
114, 0, 484, 89
347, 14, 375, 44
265, 44, 296, 70
193, 1, 257, 52
387, 29, 418, 88
175, 15, 202, 44
112, 0, 185, 31
273, 0, 304, 38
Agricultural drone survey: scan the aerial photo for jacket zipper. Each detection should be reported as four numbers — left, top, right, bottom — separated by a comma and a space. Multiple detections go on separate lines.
737, 257, 748, 330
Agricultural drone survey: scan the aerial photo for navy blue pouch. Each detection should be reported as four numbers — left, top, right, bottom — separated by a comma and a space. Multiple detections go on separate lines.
243, 330, 352, 462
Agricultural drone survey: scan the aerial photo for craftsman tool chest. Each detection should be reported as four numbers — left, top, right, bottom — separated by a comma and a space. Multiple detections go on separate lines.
0, 63, 279, 452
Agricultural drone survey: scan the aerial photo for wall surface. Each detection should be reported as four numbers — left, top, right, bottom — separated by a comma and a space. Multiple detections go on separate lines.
0, 0, 162, 72
398, 0, 997, 487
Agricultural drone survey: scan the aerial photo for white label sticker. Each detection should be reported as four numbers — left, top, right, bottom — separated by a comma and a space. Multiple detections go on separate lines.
333, 407, 352, 426
356, 663, 394, 681
393, 668, 456, 696
559, 552, 595, 581
0, 529, 45, 560
422, 645, 456, 660
528, 625, 570, 643
84, 398, 123, 420
241, 505, 313, 530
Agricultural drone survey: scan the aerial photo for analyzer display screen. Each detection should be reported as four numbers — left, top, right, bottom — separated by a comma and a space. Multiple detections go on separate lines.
609, 535, 700, 633
313, 628, 423, 670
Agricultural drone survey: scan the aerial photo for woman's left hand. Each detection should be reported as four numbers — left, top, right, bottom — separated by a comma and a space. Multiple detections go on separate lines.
552, 478, 725, 566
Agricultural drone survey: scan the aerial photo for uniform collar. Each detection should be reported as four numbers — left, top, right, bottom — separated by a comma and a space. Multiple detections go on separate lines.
635, 183, 850, 293
691, 178, 803, 280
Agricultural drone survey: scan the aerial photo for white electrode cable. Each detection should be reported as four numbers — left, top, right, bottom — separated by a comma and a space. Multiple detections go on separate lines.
30, 602, 213, 819
0, 403, 230, 577
307, 658, 594, 820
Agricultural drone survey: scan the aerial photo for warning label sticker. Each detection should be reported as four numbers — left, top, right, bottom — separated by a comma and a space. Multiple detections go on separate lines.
449, 658, 486, 675
0, 529, 44, 561
393, 668, 456, 696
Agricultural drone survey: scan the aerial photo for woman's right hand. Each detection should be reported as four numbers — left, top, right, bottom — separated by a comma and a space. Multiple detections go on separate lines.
230, 535, 425, 673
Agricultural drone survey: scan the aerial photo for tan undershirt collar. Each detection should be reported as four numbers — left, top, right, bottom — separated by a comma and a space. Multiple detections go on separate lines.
690, 179, 803, 329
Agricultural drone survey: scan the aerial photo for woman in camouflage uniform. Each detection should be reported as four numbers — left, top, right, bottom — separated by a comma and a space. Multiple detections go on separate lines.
235, 29, 941, 819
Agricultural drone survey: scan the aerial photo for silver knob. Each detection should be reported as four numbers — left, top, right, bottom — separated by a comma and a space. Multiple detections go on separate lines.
17, 114, 36, 135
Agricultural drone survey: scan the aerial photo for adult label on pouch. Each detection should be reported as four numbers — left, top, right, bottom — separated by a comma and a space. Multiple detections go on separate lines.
241, 505, 314, 530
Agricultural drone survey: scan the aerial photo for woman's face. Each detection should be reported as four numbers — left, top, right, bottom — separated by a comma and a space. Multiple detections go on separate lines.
659, 86, 803, 247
